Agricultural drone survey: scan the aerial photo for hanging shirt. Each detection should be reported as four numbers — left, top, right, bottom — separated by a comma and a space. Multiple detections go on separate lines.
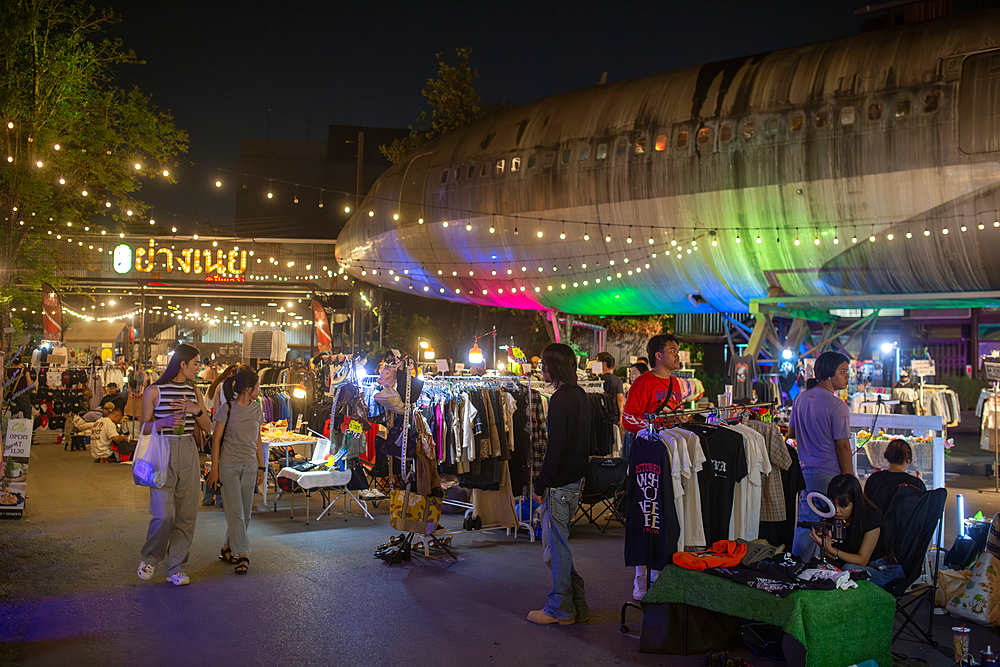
671, 428, 708, 548
727, 355, 759, 402
625, 433, 681, 570
658, 430, 689, 552
726, 422, 770, 541
683, 424, 748, 544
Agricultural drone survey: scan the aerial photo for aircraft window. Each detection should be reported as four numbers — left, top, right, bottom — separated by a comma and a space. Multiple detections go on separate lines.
742, 122, 755, 140
596, 143, 608, 159
561, 149, 571, 164
579, 146, 590, 161
895, 98, 911, 118
481, 163, 488, 177
616, 141, 628, 157
441, 170, 448, 184
542, 152, 555, 168
496, 159, 505, 174
455, 167, 461, 181
468, 165, 476, 179
654, 134, 667, 151
511, 157, 520, 172
720, 124, 733, 142
840, 106, 856, 125
868, 103, 882, 121
765, 118, 779, 136
923, 91, 940, 114
790, 114, 804, 131
815, 110, 829, 129
634, 137, 647, 154
527, 154, 536, 169
697, 128, 712, 145
676, 131, 689, 149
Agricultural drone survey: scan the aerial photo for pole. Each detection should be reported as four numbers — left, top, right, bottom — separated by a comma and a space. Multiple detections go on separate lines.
356, 131, 364, 209
493, 326, 497, 372
140, 288, 146, 363
350, 290, 356, 355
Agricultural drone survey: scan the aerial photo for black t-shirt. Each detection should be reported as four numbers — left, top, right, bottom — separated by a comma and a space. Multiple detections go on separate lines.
600, 372, 624, 420
864, 470, 926, 516
727, 355, 758, 402
684, 424, 749, 544
625, 435, 681, 570
839, 505, 883, 562
534, 385, 592, 495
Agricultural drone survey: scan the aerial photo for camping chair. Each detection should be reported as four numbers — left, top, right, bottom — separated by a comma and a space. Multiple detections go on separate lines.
572, 457, 628, 533
882, 486, 948, 647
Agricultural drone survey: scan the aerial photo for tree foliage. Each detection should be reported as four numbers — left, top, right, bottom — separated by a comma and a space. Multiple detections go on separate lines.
380, 48, 499, 163
0, 0, 187, 351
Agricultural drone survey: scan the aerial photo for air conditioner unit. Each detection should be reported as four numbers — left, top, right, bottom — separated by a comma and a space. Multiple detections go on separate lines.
243, 329, 287, 362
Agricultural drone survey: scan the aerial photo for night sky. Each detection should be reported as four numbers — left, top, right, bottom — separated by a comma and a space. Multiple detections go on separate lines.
100, 0, 876, 231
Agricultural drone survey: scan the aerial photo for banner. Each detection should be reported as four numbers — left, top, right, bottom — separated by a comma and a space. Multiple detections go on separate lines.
312, 299, 332, 353
1, 418, 33, 519
41, 283, 63, 342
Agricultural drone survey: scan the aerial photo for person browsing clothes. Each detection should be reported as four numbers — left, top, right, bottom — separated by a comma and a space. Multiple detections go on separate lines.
788, 351, 853, 559
528, 343, 591, 626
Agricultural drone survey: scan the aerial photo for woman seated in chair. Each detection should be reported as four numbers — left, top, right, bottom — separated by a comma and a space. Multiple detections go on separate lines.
863, 438, 926, 516
810, 474, 904, 588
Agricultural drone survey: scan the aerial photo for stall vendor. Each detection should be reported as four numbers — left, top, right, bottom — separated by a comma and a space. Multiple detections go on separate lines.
92, 408, 128, 463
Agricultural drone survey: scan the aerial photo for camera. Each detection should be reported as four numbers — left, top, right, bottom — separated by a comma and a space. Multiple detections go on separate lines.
796, 518, 846, 544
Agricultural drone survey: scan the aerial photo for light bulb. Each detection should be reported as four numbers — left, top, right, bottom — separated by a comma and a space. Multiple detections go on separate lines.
794, 238, 800, 246
467, 223, 473, 231
583, 233, 590, 241
536, 230, 543, 238
626, 236, 632, 244
442, 220, 449, 227
755, 236, 762, 244
393, 213, 399, 220
489, 226, 496, 234
942, 228, 949, 235
215, 180, 222, 188
814, 238, 820, 245
560, 232, 566, 240
134, 163, 141, 170
923, 229, 930, 236
869, 235, 876, 242
735, 235, 741, 244
906, 232, 912, 238
605, 235, 611, 242
887, 233, 894, 240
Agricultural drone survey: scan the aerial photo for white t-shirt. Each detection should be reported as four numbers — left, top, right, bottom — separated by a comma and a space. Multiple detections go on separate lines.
659, 430, 690, 552
728, 423, 770, 540
673, 429, 708, 549
91, 417, 118, 459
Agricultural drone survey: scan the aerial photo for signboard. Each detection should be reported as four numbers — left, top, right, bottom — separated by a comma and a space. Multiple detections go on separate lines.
436, 359, 450, 373
1, 419, 33, 519
983, 361, 1000, 382
679, 350, 691, 365
112, 240, 250, 279
912, 360, 936, 377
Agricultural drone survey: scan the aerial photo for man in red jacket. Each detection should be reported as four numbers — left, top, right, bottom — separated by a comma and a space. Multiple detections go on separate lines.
623, 333, 684, 433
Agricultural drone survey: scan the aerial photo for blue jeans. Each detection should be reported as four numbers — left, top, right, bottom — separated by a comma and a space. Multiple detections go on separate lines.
541, 481, 588, 621
792, 467, 836, 560
843, 560, 906, 588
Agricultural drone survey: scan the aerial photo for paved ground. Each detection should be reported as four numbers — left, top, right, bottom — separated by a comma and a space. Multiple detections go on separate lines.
1, 430, 998, 666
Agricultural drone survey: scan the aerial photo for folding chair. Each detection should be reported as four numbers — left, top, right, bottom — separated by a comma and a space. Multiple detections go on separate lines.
572, 457, 628, 533
882, 486, 948, 647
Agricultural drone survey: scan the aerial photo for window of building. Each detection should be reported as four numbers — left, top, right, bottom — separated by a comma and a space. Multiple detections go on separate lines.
579, 146, 590, 161
542, 152, 555, 168
815, 110, 829, 129
634, 137, 646, 154
561, 149, 571, 165
697, 127, 712, 145
765, 118, 779, 136
527, 154, 536, 169
676, 130, 689, 149
496, 159, 505, 174
895, 98, 911, 118
868, 102, 882, 121
923, 91, 940, 114
790, 114, 804, 131
454, 167, 461, 181
440, 170, 448, 184
468, 165, 476, 179
654, 134, 667, 151
511, 157, 520, 172
840, 106, 856, 125
596, 143, 608, 159
480, 162, 488, 177
742, 122, 755, 140
720, 124, 733, 142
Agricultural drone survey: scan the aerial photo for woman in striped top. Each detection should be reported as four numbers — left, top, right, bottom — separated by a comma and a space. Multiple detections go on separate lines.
136, 343, 213, 586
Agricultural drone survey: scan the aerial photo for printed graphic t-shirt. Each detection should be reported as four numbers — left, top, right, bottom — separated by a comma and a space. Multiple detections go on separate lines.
683, 424, 748, 544
728, 355, 759, 402
625, 435, 681, 570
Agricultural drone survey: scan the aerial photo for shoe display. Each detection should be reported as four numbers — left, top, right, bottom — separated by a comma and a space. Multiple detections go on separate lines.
526, 609, 574, 626
137, 560, 154, 581
168, 572, 190, 586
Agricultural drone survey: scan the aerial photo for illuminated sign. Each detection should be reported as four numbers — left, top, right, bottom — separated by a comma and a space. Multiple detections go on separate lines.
113, 244, 132, 274
126, 240, 248, 278
204, 274, 246, 283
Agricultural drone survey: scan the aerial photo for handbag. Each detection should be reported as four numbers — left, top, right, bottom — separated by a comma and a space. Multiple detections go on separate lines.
133, 428, 169, 488
389, 487, 442, 534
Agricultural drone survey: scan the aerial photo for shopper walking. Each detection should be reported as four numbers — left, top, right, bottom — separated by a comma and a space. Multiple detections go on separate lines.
528, 343, 590, 626
206, 365, 265, 575
788, 350, 853, 559
136, 344, 213, 586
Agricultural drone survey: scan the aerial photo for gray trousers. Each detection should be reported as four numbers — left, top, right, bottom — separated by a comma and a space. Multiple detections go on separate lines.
219, 463, 256, 555
140, 434, 200, 576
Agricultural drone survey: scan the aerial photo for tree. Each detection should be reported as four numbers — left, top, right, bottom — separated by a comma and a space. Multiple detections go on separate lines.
0, 0, 187, 352
380, 47, 500, 163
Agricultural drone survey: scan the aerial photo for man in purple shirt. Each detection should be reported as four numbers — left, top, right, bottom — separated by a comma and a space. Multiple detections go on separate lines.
787, 351, 853, 559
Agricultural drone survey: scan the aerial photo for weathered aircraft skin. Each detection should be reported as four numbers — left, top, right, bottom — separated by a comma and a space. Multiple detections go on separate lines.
335, 9, 1000, 314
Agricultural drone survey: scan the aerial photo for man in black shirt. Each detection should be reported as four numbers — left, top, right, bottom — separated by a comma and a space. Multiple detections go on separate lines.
99, 383, 128, 412
597, 352, 624, 429
529, 343, 591, 626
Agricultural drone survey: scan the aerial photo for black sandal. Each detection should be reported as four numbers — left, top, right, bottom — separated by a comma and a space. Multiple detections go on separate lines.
219, 547, 236, 563
234, 556, 249, 575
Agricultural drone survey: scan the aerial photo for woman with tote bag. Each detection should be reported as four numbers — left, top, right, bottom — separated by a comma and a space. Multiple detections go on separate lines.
206, 365, 265, 575
136, 344, 213, 586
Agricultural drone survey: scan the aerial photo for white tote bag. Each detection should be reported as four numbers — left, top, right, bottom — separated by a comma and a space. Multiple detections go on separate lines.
132, 429, 170, 488
947, 552, 1000, 626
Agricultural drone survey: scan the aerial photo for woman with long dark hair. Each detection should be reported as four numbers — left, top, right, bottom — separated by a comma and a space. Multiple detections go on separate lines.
528, 343, 590, 626
136, 344, 213, 586
206, 366, 265, 575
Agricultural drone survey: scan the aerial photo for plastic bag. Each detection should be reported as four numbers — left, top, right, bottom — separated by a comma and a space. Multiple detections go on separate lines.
132, 429, 169, 488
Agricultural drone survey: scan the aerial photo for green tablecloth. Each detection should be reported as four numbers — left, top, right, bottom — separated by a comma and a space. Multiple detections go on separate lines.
645, 565, 894, 667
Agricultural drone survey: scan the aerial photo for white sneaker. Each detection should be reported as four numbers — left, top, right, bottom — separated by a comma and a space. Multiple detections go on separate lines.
137, 560, 155, 581
168, 572, 190, 586
633, 579, 646, 601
